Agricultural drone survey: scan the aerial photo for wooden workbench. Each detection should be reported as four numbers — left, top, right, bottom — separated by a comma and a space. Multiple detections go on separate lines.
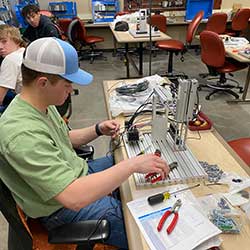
103, 79, 250, 250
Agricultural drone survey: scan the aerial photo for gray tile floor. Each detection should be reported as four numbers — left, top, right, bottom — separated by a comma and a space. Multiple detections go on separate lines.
1, 50, 250, 250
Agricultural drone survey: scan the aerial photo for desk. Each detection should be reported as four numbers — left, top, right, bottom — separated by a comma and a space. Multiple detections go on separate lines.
110, 24, 171, 78
225, 44, 250, 104
103, 79, 250, 250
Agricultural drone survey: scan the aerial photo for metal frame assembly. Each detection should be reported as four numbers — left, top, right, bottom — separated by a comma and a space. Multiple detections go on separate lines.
124, 78, 208, 186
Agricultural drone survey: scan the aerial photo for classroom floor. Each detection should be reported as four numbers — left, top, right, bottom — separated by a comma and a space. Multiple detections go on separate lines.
1, 49, 250, 250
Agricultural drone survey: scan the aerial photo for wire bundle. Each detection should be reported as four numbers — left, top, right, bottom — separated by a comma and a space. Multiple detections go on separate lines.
115, 80, 149, 96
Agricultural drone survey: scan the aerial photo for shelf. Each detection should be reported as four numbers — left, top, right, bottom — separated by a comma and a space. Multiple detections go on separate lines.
124, 0, 186, 12
92, 0, 119, 23
95, 10, 116, 12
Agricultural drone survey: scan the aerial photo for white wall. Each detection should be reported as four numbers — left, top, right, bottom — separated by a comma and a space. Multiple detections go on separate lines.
222, 0, 250, 9
39, 0, 50, 9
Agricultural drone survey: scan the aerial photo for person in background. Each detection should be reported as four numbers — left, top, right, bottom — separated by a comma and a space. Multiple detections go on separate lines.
0, 37, 170, 249
21, 4, 60, 42
0, 25, 25, 110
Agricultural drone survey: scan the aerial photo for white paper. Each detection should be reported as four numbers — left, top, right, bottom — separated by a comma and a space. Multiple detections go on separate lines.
223, 192, 249, 206
127, 194, 221, 250
193, 236, 222, 250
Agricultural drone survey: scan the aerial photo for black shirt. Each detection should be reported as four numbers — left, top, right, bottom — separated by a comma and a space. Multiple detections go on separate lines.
23, 15, 60, 42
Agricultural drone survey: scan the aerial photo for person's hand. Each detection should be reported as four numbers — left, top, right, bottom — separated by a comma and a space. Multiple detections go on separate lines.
98, 120, 120, 138
126, 154, 170, 180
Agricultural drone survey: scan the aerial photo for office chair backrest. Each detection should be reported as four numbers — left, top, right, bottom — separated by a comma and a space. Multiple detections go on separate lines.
67, 18, 86, 44
150, 14, 167, 33
58, 18, 72, 34
186, 10, 204, 44
206, 12, 228, 34
200, 30, 225, 68
213, 0, 222, 9
40, 10, 54, 18
0, 178, 32, 250
231, 8, 250, 31
53, 23, 65, 40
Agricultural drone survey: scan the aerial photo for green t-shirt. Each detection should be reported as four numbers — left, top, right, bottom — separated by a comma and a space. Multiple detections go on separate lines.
0, 95, 88, 218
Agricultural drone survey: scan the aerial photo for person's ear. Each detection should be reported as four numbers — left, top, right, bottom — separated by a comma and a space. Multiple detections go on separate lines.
37, 76, 48, 88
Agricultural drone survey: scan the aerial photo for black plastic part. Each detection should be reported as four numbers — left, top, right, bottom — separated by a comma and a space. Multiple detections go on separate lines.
169, 162, 178, 171
127, 127, 139, 142
124, 120, 130, 129
148, 193, 164, 206
48, 220, 110, 245
75, 145, 94, 160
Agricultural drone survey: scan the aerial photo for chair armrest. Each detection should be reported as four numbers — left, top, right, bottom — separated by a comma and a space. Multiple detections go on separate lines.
48, 220, 110, 245
75, 144, 94, 160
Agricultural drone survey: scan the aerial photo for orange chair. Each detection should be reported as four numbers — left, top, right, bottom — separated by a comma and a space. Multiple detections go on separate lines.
228, 138, 250, 166
58, 18, 72, 34
206, 12, 228, 34
40, 9, 54, 18
213, 0, 222, 9
150, 14, 167, 33
225, 8, 250, 37
200, 30, 247, 100
155, 11, 204, 74
0, 178, 115, 250
57, 18, 72, 40
67, 18, 105, 63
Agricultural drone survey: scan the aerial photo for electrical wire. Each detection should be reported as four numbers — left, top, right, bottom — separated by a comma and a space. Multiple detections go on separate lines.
115, 80, 149, 96
126, 91, 154, 129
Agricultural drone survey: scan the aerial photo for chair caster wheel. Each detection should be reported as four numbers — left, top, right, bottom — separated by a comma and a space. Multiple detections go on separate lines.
205, 96, 210, 100
197, 86, 202, 91
239, 87, 244, 93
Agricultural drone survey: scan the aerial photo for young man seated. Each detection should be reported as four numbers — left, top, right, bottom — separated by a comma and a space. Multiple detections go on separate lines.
0, 25, 25, 111
0, 37, 169, 249
21, 4, 60, 42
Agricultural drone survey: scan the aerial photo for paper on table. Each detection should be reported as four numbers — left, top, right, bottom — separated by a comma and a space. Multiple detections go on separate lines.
127, 194, 221, 250
193, 236, 222, 250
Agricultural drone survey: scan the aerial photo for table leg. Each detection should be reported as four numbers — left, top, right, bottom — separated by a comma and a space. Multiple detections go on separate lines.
227, 64, 250, 104
112, 35, 117, 57
125, 43, 130, 79
139, 42, 143, 76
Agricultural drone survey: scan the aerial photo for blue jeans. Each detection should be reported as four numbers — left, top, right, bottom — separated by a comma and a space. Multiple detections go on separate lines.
39, 156, 128, 249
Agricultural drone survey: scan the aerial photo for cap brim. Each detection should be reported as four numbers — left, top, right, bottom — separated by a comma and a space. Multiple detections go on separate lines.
60, 68, 93, 85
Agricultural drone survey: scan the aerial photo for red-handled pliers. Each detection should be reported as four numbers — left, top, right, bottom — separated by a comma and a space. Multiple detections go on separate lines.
145, 149, 162, 183
157, 199, 182, 234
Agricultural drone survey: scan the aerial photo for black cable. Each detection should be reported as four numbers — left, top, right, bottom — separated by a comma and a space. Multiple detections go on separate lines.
106, 131, 126, 157
126, 91, 154, 129
126, 102, 152, 130
115, 80, 149, 96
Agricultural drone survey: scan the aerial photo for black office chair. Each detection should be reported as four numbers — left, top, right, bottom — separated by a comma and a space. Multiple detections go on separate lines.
0, 178, 110, 250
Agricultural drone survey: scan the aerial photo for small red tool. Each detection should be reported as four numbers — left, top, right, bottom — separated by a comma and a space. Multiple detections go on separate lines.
157, 199, 182, 234
145, 149, 163, 183
145, 149, 178, 183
